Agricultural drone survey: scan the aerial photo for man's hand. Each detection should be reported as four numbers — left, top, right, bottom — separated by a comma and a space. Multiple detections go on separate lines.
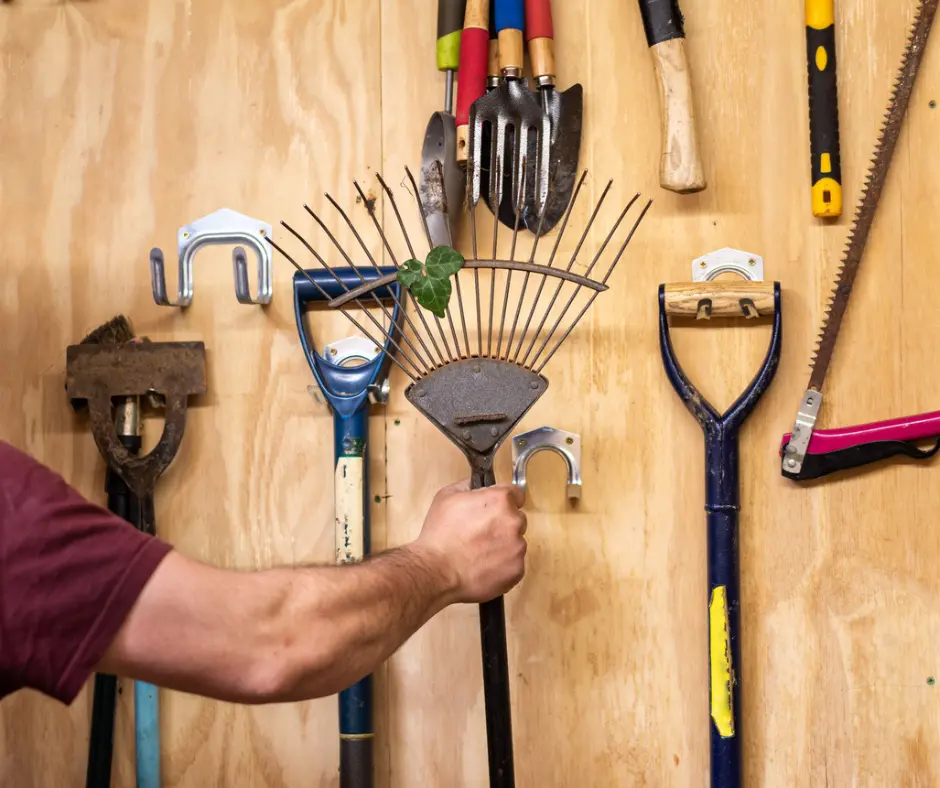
414, 480, 528, 604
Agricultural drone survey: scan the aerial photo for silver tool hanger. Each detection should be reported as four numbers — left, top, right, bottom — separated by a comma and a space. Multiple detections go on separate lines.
512, 426, 582, 500
150, 208, 273, 306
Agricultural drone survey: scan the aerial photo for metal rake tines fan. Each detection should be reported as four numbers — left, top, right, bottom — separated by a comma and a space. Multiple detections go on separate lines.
270, 167, 651, 788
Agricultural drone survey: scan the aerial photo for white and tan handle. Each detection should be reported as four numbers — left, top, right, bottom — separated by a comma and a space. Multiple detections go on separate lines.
638, 0, 706, 194
335, 455, 366, 564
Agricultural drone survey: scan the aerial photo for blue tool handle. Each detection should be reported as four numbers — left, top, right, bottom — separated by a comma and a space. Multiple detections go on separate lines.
494, 0, 524, 32
293, 268, 399, 305
335, 407, 374, 788
135, 681, 161, 788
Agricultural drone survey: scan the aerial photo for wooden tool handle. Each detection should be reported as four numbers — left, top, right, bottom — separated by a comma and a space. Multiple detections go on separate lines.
437, 0, 467, 71
806, 0, 842, 217
456, 0, 490, 162
488, 6, 500, 82
495, 0, 524, 72
662, 281, 776, 319
637, 0, 705, 194
524, 0, 554, 81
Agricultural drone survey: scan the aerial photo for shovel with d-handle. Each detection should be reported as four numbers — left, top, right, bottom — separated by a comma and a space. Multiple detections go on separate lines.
469, 0, 550, 227
659, 276, 782, 788
293, 265, 403, 788
421, 0, 467, 247
522, 0, 583, 234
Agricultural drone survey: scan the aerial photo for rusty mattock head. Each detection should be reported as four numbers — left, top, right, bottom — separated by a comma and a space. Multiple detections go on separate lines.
66, 341, 207, 499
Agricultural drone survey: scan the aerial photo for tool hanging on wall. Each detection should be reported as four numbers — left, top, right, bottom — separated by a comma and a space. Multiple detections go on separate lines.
637, 0, 706, 194
521, 0, 583, 234
659, 254, 782, 788
67, 321, 207, 788
150, 208, 273, 306
456, 0, 491, 166
270, 165, 650, 788
470, 0, 551, 233
293, 249, 404, 788
421, 0, 468, 246
805, 0, 843, 217
781, 0, 938, 481
512, 426, 581, 500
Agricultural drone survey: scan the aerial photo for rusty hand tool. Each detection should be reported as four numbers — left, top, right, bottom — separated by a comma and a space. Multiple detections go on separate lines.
660, 267, 782, 788
521, 0, 582, 234
421, 0, 468, 247
469, 0, 550, 232
272, 167, 651, 788
638, 0, 706, 193
782, 0, 938, 480
806, 0, 843, 217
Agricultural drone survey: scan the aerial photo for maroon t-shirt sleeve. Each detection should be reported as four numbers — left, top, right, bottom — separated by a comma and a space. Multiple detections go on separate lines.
0, 441, 172, 705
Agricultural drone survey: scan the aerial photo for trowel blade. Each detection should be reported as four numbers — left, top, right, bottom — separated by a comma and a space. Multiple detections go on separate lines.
420, 111, 464, 247
523, 83, 583, 235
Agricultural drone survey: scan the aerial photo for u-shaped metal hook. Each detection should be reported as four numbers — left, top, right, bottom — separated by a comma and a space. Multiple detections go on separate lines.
150, 208, 273, 306
512, 426, 582, 500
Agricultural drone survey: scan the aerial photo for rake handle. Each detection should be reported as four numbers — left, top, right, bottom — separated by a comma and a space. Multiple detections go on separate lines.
472, 466, 515, 788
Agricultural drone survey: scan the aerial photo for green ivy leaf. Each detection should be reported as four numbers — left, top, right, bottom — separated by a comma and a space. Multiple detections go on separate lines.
397, 258, 424, 289
411, 275, 452, 319
425, 245, 465, 279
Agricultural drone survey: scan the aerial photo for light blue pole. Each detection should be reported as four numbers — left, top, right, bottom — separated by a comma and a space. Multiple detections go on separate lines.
135, 681, 160, 788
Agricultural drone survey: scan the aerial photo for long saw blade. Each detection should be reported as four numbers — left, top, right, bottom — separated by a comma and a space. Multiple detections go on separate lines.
783, 0, 938, 477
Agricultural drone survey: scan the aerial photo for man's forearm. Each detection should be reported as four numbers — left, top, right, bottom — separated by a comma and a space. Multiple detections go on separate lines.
268, 543, 459, 701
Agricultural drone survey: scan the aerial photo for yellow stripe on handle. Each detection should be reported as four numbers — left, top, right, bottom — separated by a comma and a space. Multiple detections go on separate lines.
805, 0, 834, 29
709, 586, 736, 738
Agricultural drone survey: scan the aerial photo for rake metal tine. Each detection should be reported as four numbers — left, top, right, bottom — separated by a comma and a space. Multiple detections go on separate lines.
519, 180, 614, 366
496, 160, 527, 358
322, 192, 436, 372
510, 170, 589, 363
534, 198, 653, 373
528, 195, 637, 369
372, 174, 448, 367
435, 158, 472, 358
404, 166, 464, 359
266, 236, 419, 381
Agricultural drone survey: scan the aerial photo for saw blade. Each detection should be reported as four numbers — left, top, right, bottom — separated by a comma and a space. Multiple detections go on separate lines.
807, 0, 938, 393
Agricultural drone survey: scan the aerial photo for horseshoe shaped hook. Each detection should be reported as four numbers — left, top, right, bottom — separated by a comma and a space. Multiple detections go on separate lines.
512, 426, 582, 500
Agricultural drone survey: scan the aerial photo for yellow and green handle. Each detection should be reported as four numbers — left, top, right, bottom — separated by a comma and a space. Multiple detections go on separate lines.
806, 0, 842, 218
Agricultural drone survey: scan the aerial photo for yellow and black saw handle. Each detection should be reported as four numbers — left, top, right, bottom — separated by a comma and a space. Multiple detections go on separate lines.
637, 0, 706, 194
806, 0, 842, 217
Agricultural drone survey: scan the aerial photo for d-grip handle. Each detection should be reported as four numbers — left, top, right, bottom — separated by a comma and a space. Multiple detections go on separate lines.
637, 0, 706, 194
662, 281, 776, 319
471, 466, 515, 788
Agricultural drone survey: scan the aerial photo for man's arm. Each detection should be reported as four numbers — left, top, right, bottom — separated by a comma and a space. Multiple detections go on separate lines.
97, 481, 527, 704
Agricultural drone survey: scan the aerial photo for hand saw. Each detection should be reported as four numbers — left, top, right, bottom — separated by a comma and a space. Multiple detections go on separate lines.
781, 0, 939, 481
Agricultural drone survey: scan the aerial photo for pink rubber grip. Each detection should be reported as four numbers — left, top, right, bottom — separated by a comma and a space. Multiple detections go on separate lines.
780, 409, 940, 455
456, 26, 488, 128
524, 0, 554, 41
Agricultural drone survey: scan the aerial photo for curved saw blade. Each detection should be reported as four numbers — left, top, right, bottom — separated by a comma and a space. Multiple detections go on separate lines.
808, 0, 938, 393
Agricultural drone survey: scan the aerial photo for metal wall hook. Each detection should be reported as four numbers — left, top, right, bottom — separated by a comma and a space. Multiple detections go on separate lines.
692, 248, 763, 283
512, 426, 582, 500
150, 208, 273, 306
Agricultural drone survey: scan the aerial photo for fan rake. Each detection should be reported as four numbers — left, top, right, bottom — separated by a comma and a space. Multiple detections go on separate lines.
270, 165, 651, 788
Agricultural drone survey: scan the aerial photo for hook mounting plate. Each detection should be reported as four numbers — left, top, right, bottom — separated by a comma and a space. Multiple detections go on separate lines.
512, 426, 582, 500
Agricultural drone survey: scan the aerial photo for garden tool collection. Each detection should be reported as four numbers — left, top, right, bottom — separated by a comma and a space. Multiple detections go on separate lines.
67, 319, 207, 788
659, 257, 782, 788
638, 0, 706, 193
421, 0, 467, 246
271, 166, 650, 788
805, 0, 843, 217
781, 0, 938, 481
293, 254, 403, 788
469, 0, 550, 233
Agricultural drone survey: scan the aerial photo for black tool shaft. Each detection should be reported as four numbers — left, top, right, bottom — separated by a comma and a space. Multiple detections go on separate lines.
471, 466, 515, 788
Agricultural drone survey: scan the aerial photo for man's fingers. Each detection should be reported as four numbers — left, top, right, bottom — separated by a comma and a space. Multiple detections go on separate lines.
441, 478, 472, 495
518, 511, 528, 536
507, 483, 526, 509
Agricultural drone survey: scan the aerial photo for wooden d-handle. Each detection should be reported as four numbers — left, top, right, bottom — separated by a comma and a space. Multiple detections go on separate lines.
663, 282, 776, 319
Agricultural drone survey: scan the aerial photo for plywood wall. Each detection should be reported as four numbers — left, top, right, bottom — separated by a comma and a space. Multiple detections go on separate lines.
2, 0, 940, 785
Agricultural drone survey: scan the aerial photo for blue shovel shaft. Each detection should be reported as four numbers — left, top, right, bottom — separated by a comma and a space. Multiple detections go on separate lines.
334, 408, 373, 788
135, 681, 161, 788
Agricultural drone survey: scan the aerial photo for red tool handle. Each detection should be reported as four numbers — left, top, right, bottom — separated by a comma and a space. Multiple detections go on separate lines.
524, 0, 554, 40
456, 0, 490, 161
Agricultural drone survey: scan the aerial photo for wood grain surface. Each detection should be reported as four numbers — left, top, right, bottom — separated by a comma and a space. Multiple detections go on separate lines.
2, 1, 940, 786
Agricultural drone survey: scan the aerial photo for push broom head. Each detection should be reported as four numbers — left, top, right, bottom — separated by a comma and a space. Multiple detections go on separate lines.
270, 166, 651, 475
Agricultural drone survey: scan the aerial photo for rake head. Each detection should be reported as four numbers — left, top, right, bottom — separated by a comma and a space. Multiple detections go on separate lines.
271, 167, 651, 476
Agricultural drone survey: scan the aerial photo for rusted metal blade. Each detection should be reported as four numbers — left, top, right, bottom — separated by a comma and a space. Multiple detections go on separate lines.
524, 83, 583, 235
807, 0, 938, 392
420, 111, 464, 246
